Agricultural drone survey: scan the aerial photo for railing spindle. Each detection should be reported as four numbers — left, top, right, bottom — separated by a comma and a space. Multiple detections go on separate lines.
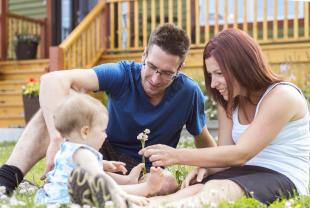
142, 0, 147, 47
195, 0, 200, 45
168, 0, 173, 23
110, 1, 115, 49
151, 0, 156, 30
284, 0, 288, 39
253, 0, 257, 39
177, 0, 182, 29
305, 1, 309, 38
243, 0, 247, 32
263, 0, 267, 41
214, 0, 219, 34
273, 0, 278, 39
233, 0, 238, 29
205, 0, 209, 42
160, 0, 164, 25
294, 1, 298, 39
118, 1, 122, 49
134, 0, 138, 48
186, 0, 191, 42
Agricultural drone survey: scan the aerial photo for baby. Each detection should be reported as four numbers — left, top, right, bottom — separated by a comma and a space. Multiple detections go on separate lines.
35, 93, 164, 207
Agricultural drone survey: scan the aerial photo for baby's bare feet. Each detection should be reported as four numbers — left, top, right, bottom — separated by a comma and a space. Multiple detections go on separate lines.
146, 167, 164, 196
127, 163, 144, 184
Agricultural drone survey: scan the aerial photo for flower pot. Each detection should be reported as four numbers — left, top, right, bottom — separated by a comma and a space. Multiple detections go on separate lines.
22, 95, 40, 123
15, 41, 38, 60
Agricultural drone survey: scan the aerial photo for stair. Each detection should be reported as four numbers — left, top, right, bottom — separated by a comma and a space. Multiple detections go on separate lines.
0, 59, 49, 127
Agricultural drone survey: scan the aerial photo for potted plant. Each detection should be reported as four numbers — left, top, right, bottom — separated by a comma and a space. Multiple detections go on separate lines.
14, 33, 40, 60
22, 78, 40, 123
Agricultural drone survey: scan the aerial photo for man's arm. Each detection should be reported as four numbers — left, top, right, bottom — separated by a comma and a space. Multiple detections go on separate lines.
40, 69, 99, 138
194, 125, 216, 148
40, 69, 99, 176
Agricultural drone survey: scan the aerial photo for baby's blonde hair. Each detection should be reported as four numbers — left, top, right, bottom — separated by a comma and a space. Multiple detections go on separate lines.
54, 93, 108, 137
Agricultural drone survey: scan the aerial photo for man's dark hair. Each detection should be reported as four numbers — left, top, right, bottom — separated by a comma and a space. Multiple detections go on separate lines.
147, 23, 190, 63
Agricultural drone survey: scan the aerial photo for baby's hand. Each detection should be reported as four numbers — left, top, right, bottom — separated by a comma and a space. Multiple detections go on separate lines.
103, 160, 127, 174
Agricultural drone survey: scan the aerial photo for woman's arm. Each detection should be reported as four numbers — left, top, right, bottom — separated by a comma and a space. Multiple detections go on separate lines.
142, 85, 306, 167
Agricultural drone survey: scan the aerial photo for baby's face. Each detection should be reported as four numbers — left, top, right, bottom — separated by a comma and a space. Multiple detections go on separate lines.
85, 115, 107, 150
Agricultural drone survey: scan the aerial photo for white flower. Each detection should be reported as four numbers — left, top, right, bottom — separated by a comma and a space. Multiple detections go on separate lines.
68, 204, 80, 208
284, 200, 292, 208
137, 129, 150, 142
9, 196, 26, 206
0, 194, 8, 200
144, 129, 150, 134
46, 204, 60, 208
18, 189, 27, 194
0, 186, 6, 194
142, 134, 148, 141
137, 133, 144, 140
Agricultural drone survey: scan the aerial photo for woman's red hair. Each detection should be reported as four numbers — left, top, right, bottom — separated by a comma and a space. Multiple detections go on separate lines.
203, 28, 282, 117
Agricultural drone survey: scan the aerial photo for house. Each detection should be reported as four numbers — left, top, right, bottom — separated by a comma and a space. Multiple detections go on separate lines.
0, 0, 309, 127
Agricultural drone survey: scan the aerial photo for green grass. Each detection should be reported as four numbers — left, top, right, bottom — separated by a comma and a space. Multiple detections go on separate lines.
0, 142, 46, 187
0, 140, 309, 207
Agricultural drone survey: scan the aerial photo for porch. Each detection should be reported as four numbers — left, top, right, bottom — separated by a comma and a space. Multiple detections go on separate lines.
0, 0, 309, 127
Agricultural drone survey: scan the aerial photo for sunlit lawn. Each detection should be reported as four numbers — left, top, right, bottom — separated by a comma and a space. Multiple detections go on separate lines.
0, 140, 310, 208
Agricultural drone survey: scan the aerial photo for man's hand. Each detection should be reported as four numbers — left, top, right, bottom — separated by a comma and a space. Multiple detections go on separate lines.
40, 134, 63, 180
139, 144, 179, 167
103, 160, 127, 174
181, 167, 208, 189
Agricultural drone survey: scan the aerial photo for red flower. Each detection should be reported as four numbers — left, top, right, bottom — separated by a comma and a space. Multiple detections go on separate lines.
27, 78, 37, 83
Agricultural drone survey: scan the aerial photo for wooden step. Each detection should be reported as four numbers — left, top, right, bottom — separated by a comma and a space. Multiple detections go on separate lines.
0, 59, 49, 70
0, 59, 47, 128
0, 80, 26, 90
0, 91, 22, 104
0, 115, 25, 128
0, 103, 23, 115
0, 68, 44, 81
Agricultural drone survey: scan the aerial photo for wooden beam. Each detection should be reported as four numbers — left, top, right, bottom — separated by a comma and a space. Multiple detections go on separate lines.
0, 0, 8, 60
46, 0, 53, 58
99, 0, 108, 50
49, 47, 64, 71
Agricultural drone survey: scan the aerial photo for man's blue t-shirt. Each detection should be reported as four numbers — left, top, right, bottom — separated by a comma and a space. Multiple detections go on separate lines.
93, 61, 205, 168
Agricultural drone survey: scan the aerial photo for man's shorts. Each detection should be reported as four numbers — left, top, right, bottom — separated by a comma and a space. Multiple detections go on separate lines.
99, 140, 142, 174
201, 165, 297, 204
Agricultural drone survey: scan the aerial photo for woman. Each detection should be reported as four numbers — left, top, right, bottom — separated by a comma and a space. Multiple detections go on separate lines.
140, 28, 310, 206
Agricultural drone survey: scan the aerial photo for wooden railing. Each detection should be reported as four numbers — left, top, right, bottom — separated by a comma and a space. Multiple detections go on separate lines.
105, 0, 310, 53
50, 2, 108, 70
7, 13, 47, 59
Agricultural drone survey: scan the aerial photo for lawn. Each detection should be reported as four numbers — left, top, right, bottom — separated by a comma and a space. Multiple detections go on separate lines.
0, 140, 310, 208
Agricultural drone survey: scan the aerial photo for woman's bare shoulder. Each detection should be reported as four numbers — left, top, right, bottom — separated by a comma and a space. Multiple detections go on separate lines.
260, 84, 307, 120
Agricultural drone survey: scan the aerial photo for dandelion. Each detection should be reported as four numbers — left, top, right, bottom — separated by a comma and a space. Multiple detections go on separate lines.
9, 196, 25, 206
284, 200, 292, 208
0, 186, 6, 194
68, 204, 80, 208
137, 129, 150, 175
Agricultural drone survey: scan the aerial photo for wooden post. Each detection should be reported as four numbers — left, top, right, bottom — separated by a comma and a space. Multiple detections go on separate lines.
99, 0, 108, 50
46, 0, 52, 57
0, 0, 8, 60
49, 47, 64, 71
40, 18, 47, 58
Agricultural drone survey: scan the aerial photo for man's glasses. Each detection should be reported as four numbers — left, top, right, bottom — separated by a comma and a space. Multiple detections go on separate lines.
143, 60, 179, 82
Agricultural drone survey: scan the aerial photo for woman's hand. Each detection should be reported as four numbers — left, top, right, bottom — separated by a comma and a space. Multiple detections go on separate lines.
103, 160, 127, 174
181, 167, 208, 189
139, 144, 180, 167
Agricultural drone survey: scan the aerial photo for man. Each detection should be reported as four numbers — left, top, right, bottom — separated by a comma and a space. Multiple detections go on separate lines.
0, 23, 215, 196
